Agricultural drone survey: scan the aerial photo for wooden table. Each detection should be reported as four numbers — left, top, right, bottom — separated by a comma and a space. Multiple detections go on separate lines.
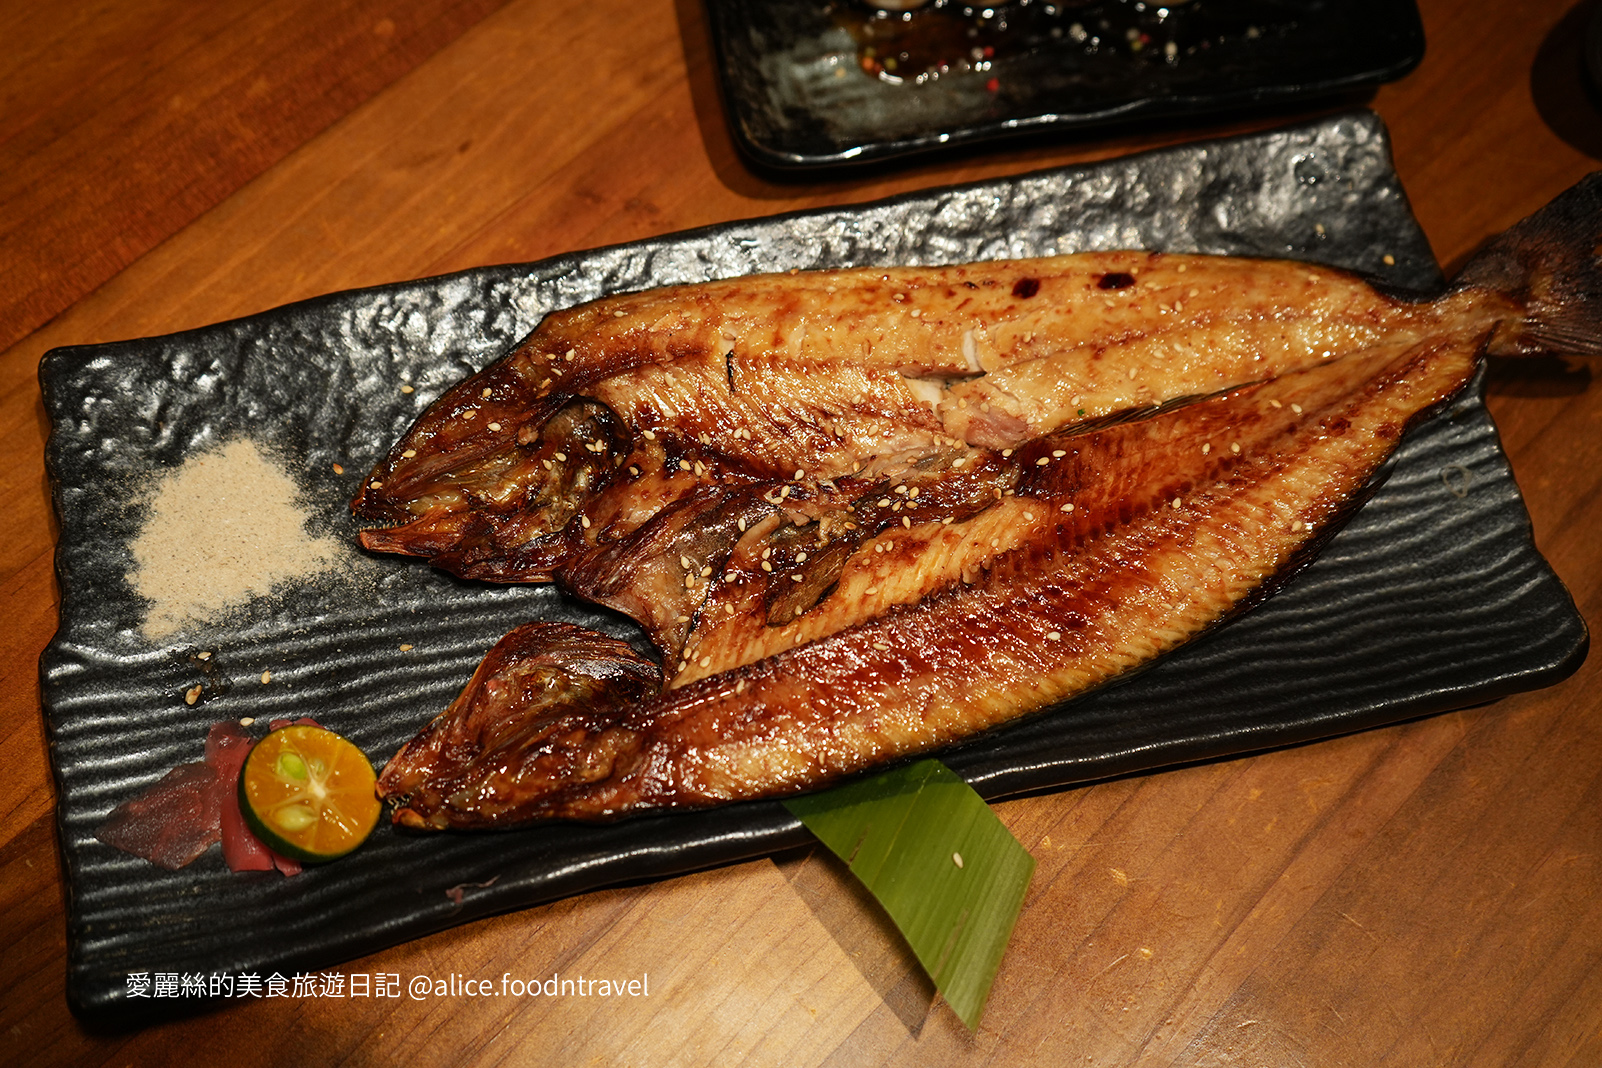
4, 1, 1600, 1063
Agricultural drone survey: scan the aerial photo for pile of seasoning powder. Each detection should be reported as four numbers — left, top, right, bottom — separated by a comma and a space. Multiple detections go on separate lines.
130, 439, 344, 638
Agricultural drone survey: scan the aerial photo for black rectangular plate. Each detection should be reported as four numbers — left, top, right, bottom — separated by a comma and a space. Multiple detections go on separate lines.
705, 0, 1425, 169
40, 111, 1586, 1026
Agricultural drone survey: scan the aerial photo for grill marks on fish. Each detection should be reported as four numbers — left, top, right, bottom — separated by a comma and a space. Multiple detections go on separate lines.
360, 174, 1602, 828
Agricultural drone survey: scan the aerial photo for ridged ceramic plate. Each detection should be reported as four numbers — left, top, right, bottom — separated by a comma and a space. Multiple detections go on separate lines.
705, 0, 1425, 169
41, 111, 1586, 1025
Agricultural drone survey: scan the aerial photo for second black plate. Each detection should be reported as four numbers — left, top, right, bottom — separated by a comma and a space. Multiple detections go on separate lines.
706, 0, 1425, 169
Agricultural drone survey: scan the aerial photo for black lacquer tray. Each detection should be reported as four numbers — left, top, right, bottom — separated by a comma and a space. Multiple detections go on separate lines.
705, 0, 1425, 169
40, 111, 1586, 1026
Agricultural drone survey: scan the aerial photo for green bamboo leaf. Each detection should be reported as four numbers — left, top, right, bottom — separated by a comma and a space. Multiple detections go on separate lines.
783, 759, 1035, 1030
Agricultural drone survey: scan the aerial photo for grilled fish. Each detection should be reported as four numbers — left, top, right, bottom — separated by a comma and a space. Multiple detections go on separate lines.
356, 174, 1602, 829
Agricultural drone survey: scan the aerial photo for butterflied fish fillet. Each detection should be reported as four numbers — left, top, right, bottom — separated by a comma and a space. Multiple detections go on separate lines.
356, 174, 1602, 829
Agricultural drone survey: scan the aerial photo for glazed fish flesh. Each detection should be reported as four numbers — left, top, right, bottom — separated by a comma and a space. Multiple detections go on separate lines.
354, 175, 1602, 829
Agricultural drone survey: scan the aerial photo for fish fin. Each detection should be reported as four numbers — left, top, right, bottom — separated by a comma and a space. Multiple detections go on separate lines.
1453, 172, 1602, 358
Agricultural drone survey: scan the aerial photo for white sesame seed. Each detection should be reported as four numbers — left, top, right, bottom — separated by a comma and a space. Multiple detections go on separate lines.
952, 853, 964, 869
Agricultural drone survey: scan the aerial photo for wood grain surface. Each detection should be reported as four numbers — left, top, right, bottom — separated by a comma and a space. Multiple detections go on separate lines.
2, 0, 1599, 1064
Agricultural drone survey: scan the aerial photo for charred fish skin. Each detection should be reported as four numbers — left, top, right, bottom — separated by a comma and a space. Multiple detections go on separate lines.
368, 173, 1602, 829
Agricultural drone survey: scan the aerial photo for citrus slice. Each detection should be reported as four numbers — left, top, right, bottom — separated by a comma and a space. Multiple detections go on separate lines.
238, 725, 381, 863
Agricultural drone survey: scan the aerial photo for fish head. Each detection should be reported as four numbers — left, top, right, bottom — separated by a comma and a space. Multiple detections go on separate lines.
351, 359, 630, 582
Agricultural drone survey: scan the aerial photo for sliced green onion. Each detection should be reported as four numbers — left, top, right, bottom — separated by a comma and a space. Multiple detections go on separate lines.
783, 759, 1035, 1030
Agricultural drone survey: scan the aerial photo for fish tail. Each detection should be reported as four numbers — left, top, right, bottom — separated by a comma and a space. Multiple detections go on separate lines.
1453, 172, 1602, 358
